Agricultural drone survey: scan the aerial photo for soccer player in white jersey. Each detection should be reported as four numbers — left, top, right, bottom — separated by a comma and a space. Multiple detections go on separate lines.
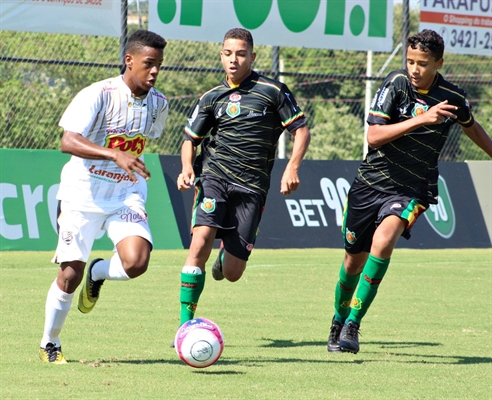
39, 30, 169, 364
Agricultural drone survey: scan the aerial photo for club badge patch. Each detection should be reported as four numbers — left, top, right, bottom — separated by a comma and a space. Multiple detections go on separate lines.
226, 102, 240, 118
201, 197, 216, 213
345, 229, 356, 244
411, 103, 429, 117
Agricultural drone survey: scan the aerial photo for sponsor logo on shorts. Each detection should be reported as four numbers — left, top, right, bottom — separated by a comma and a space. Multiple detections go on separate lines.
390, 203, 402, 209
201, 197, 216, 213
118, 208, 147, 224
246, 243, 254, 251
345, 229, 356, 244
61, 231, 73, 244
226, 102, 240, 118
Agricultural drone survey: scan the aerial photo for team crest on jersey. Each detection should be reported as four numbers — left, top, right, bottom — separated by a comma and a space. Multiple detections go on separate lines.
226, 102, 241, 118
345, 229, 356, 244
201, 197, 216, 213
229, 94, 241, 102
411, 103, 429, 117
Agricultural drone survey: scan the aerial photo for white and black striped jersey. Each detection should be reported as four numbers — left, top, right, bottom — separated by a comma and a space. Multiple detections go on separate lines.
57, 75, 169, 212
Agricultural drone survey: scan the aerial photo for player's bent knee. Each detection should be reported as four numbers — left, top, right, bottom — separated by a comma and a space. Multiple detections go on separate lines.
224, 272, 242, 282
122, 258, 149, 278
222, 260, 247, 282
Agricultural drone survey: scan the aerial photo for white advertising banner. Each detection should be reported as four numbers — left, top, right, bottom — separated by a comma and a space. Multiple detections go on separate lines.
0, 0, 121, 37
148, 0, 393, 52
419, 0, 492, 56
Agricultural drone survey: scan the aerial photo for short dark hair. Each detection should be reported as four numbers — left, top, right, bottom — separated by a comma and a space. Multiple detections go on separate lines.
126, 30, 167, 54
223, 28, 254, 50
407, 29, 444, 60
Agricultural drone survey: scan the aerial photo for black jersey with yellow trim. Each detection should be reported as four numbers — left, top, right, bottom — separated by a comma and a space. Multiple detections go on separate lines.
184, 71, 307, 195
359, 69, 473, 201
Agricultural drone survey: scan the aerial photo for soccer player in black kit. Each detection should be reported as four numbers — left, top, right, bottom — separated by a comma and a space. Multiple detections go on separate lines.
175, 28, 311, 329
327, 29, 492, 354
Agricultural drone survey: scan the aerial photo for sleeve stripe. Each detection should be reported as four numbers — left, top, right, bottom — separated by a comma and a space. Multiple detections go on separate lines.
369, 110, 391, 120
282, 111, 305, 127
184, 126, 202, 141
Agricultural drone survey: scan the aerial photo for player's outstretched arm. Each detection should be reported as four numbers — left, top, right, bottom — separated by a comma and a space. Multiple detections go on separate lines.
461, 121, 492, 158
60, 130, 149, 183
280, 125, 311, 196
177, 139, 197, 191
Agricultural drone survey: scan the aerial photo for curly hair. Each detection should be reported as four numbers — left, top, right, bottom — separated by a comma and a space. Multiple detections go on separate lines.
126, 30, 167, 54
407, 29, 444, 60
223, 28, 254, 50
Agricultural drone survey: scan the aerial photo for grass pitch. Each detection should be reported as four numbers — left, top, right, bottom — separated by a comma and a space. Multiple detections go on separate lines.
0, 248, 491, 399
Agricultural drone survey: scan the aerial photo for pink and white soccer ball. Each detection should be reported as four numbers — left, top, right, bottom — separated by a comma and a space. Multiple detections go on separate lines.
174, 317, 224, 368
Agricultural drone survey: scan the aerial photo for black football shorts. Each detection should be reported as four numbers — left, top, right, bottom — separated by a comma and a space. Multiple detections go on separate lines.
192, 175, 265, 261
342, 178, 428, 254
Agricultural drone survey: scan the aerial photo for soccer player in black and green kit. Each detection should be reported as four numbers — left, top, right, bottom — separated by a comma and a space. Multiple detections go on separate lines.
327, 29, 492, 354
175, 28, 311, 332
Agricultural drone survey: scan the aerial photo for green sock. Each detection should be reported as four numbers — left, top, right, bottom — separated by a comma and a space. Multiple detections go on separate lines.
348, 254, 390, 325
334, 263, 360, 323
179, 272, 206, 326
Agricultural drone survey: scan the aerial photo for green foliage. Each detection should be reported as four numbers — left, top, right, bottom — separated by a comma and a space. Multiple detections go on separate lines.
305, 100, 364, 160
1, 4, 490, 160
456, 86, 492, 161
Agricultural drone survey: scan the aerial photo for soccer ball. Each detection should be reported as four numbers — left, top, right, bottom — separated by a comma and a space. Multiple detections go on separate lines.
174, 317, 224, 368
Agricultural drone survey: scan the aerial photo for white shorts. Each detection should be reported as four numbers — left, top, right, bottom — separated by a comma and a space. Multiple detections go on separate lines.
52, 200, 153, 264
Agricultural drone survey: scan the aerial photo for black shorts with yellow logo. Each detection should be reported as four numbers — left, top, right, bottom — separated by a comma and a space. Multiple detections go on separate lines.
191, 175, 266, 261
342, 178, 428, 254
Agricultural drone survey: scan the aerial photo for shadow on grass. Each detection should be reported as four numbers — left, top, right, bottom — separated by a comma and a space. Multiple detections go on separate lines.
83, 338, 491, 368
85, 353, 492, 368
258, 338, 492, 365
260, 338, 441, 349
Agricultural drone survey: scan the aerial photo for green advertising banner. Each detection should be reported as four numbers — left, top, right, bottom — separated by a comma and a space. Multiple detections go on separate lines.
0, 149, 183, 251
149, 0, 393, 52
